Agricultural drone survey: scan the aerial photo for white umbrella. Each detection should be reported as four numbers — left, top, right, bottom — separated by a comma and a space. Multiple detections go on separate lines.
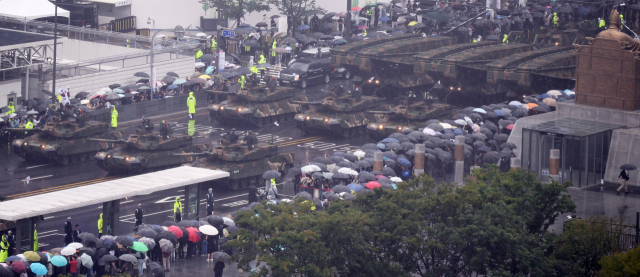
473, 108, 487, 114
390, 177, 403, 182
9, 113, 17, 118
440, 123, 453, 129
61, 247, 76, 256
323, 172, 334, 179
195, 62, 206, 68
565, 90, 575, 95
27, 110, 39, 115
68, 242, 83, 249
301, 165, 321, 174
423, 128, 436, 136
454, 119, 467, 126
353, 150, 366, 158
80, 100, 89, 104
464, 116, 473, 126
509, 101, 522, 106
137, 237, 156, 249
546, 90, 562, 97
80, 253, 93, 268
100, 235, 115, 241
199, 225, 219, 236
196, 32, 208, 37
338, 168, 358, 176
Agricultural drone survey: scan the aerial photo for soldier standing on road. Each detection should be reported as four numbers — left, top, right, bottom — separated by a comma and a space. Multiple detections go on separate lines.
73, 225, 81, 242
244, 130, 255, 150
64, 217, 73, 245
6, 231, 14, 256
187, 92, 196, 119
135, 204, 144, 227
174, 197, 183, 222
227, 128, 238, 144
110, 106, 118, 130
206, 188, 215, 216
98, 214, 103, 238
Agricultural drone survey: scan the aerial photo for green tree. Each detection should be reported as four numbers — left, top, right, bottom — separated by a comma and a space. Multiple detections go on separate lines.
600, 246, 640, 277
267, 0, 323, 36
200, 0, 270, 28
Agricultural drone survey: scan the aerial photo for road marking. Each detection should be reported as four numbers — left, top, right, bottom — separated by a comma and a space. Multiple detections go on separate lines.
223, 200, 248, 207
296, 141, 360, 152
22, 175, 53, 182
44, 216, 55, 220
26, 164, 50, 169
279, 136, 324, 147
121, 200, 134, 204
38, 230, 58, 235
38, 233, 63, 238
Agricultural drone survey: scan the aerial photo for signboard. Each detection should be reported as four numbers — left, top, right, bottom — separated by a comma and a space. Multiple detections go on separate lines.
114, 0, 132, 7
218, 50, 225, 71
222, 30, 235, 38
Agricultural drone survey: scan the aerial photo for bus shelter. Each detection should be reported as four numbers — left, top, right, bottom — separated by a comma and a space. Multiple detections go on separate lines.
0, 167, 228, 252
521, 118, 625, 187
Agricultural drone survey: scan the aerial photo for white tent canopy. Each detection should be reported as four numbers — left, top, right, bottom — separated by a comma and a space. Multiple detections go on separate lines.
0, 0, 70, 20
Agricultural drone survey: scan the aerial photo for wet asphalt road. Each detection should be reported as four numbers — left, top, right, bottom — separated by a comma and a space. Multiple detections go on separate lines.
0, 78, 380, 250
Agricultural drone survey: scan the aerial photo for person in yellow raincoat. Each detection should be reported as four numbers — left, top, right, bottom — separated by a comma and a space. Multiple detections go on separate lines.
98, 213, 103, 238
33, 228, 38, 251
174, 197, 183, 222
239, 75, 246, 89
187, 92, 196, 117
5, 101, 15, 115
0, 235, 8, 262
111, 106, 118, 129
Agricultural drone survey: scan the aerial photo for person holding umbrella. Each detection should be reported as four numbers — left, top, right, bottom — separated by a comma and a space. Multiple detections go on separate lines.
617, 164, 636, 195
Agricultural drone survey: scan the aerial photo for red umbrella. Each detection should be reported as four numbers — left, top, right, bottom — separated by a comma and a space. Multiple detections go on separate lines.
167, 226, 183, 239
11, 260, 26, 273
376, 175, 386, 180
185, 227, 201, 243
358, 25, 368, 30
366, 181, 381, 189
506, 124, 514, 130
351, 7, 362, 11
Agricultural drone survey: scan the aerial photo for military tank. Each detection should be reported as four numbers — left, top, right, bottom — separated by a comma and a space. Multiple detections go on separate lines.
208, 85, 308, 127
10, 119, 123, 165
292, 87, 389, 137
367, 99, 452, 140
180, 134, 294, 190
93, 123, 206, 174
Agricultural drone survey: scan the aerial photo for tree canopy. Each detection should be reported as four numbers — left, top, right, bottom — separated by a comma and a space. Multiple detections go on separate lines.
200, 0, 270, 27
267, 0, 323, 35
230, 167, 578, 277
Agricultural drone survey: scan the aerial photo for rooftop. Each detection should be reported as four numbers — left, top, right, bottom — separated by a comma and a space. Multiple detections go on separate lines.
528, 117, 626, 137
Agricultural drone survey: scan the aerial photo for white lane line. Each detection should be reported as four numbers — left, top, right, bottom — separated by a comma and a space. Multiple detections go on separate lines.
223, 200, 248, 207
121, 200, 134, 204
26, 164, 50, 169
22, 175, 53, 181
38, 230, 58, 235
39, 233, 63, 238
44, 216, 55, 220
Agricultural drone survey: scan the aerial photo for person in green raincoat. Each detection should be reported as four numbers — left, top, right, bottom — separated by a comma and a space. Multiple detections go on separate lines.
111, 106, 118, 129
0, 235, 8, 262
187, 92, 196, 117
33, 227, 38, 251
174, 197, 183, 222
5, 101, 15, 115
98, 213, 103, 238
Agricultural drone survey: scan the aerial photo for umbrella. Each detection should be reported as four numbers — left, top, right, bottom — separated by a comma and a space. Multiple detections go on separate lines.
50, 255, 68, 267
332, 185, 351, 194
138, 237, 156, 249
119, 254, 138, 263
23, 251, 40, 262
206, 215, 224, 227
61, 247, 77, 256
297, 25, 310, 30
495, 134, 510, 142
359, 172, 377, 181
130, 241, 149, 252
109, 84, 121, 89
338, 168, 358, 176
11, 261, 26, 274
199, 225, 219, 236
483, 154, 500, 164
295, 191, 313, 201
159, 239, 174, 253
134, 72, 150, 78
212, 251, 231, 263
261, 170, 282, 180
301, 165, 321, 173
397, 158, 411, 167
136, 228, 157, 238
98, 255, 118, 263
186, 227, 201, 243
621, 164, 637, 171
366, 181, 381, 189
79, 253, 93, 268
5, 256, 21, 262
115, 236, 134, 247
29, 263, 47, 275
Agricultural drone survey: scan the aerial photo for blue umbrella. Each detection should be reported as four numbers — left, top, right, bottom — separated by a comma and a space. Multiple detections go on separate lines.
380, 138, 399, 143
478, 146, 491, 152
205, 66, 214, 75
377, 143, 387, 150
379, 16, 390, 21
30, 263, 47, 275
493, 109, 506, 116
113, 88, 124, 93
347, 183, 363, 192
173, 79, 187, 85
50, 256, 68, 267
397, 158, 411, 167
5, 256, 20, 262
167, 84, 179, 90
453, 128, 463, 135
127, 236, 137, 242
297, 25, 310, 30
539, 93, 551, 99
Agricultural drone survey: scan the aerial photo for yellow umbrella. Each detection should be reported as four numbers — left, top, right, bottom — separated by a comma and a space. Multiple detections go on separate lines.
408, 21, 418, 26
23, 251, 41, 262
199, 75, 211, 79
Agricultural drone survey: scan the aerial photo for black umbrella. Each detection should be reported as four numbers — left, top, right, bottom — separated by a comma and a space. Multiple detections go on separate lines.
206, 215, 224, 227
332, 173, 350, 179
115, 236, 133, 247
74, 92, 91, 99
109, 84, 121, 89
155, 231, 178, 245
176, 220, 194, 228
501, 142, 517, 149
494, 134, 510, 142
256, 22, 268, 28
289, 167, 302, 175
134, 72, 150, 78
244, 39, 260, 47
200, 54, 215, 64
314, 156, 331, 164
295, 191, 313, 201
262, 170, 281, 179
358, 172, 377, 181
322, 12, 337, 21
270, 15, 280, 19
100, 255, 118, 262
621, 164, 638, 171
483, 154, 500, 164
312, 172, 324, 178
332, 184, 351, 193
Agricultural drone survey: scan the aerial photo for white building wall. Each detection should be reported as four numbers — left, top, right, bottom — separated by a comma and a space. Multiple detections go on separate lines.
0, 80, 22, 108
58, 40, 146, 61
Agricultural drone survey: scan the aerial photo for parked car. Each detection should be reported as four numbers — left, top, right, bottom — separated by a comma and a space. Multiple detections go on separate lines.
278, 57, 331, 89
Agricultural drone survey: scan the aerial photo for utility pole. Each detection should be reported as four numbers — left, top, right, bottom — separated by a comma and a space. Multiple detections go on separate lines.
345, 0, 352, 38
52, 0, 58, 99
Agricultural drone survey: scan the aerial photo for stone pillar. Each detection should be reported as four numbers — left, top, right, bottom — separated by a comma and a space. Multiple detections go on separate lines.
549, 149, 561, 182
373, 152, 384, 172
102, 200, 120, 236
453, 136, 465, 185
510, 158, 521, 171
413, 144, 425, 176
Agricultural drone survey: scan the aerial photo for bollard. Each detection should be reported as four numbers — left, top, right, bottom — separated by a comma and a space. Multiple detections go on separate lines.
510, 157, 521, 171
413, 144, 425, 176
373, 152, 384, 172
453, 135, 465, 185
549, 149, 560, 182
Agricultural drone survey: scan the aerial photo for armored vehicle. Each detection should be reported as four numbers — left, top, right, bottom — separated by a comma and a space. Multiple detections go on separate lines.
10, 119, 123, 165
93, 124, 205, 174
367, 100, 452, 140
293, 89, 388, 137
208, 85, 308, 127
182, 135, 294, 190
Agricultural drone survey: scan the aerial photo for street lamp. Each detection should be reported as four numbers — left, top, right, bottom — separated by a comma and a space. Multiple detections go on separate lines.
148, 23, 186, 92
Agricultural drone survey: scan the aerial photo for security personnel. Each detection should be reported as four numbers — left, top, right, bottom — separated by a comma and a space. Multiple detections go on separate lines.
195, 48, 203, 59
599, 18, 605, 28
553, 12, 559, 27
6, 231, 14, 256
503, 34, 509, 43
239, 75, 246, 89
258, 54, 266, 65
25, 119, 33, 134
33, 227, 38, 251
97, 213, 103, 238
271, 40, 277, 64
187, 91, 196, 118
270, 178, 277, 191
5, 101, 14, 115
0, 235, 7, 262
173, 197, 183, 222
362, 29, 367, 36
206, 188, 215, 216
250, 65, 258, 75
64, 217, 73, 245
211, 36, 217, 54
56, 93, 62, 103
135, 204, 143, 227
621, 14, 624, 24
110, 106, 118, 129
126, 39, 131, 47
244, 35, 251, 53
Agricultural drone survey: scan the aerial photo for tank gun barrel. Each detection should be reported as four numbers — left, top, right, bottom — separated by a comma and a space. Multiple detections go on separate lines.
4, 128, 41, 132
368, 110, 396, 114
289, 100, 322, 105
171, 151, 209, 156
87, 138, 126, 143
